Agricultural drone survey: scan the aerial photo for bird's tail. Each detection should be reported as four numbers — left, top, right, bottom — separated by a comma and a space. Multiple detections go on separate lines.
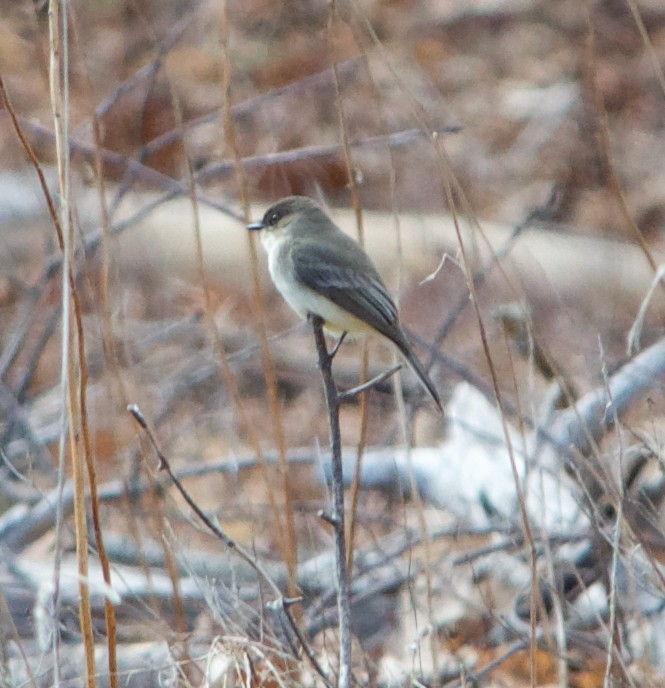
397, 339, 443, 413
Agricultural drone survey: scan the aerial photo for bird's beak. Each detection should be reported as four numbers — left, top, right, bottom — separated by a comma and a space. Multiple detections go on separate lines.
246, 220, 265, 231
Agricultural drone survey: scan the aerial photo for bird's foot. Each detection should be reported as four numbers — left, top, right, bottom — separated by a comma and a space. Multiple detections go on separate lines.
307, 314, 346, 366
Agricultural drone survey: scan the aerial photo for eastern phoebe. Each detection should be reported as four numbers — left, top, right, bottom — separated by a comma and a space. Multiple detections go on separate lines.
247, 196, 442, 411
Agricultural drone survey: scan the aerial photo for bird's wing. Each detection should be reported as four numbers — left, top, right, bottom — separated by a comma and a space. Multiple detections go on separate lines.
291, 239, 442, 410
290, 240, 399, 337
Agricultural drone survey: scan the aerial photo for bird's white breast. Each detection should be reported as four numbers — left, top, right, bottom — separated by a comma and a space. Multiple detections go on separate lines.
261, 230, 372, 336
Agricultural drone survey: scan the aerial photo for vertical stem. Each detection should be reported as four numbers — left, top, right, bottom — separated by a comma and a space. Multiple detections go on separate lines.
310, 316, 352, 688
219, 0, 299, 603
48, 1, 69, 684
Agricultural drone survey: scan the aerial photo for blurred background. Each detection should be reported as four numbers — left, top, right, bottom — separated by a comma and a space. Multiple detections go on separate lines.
1, 0, 665, 685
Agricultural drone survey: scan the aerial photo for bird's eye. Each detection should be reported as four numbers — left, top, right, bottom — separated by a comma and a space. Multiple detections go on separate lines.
268, 211, 280, 225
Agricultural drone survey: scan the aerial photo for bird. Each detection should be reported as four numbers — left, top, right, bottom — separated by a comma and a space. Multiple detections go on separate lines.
247, 196, 442, 411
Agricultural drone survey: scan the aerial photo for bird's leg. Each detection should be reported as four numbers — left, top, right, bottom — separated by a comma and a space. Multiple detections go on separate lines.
328, 331, 347, 360
308, 314, 330, 367
307, 314, 346, 365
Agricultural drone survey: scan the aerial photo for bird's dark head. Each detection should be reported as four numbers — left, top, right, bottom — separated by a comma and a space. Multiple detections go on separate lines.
246, 196, 325, 233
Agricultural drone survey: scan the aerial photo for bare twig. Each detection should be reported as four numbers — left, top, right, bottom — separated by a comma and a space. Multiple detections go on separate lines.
196, 128, 439, 185
627, 264, 665, 355
218, 1, 299, 605
426, 186, 560, 366
432, 131, 541, 684
548, 334, 665, 459
50, 2, 98, 683
584, 9, 660, 281
326, 7, 371, 589
308, 315, 401, 687
84, 14, 193, 125
0, 381, 53, 472
127, 404, 282, 596
139, 58, 362, 164
309, 314, 352, 688
127, 403, 332, 686
444, 639, 529, 688
337, 364, 402, 402
267, 598, 333, 688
